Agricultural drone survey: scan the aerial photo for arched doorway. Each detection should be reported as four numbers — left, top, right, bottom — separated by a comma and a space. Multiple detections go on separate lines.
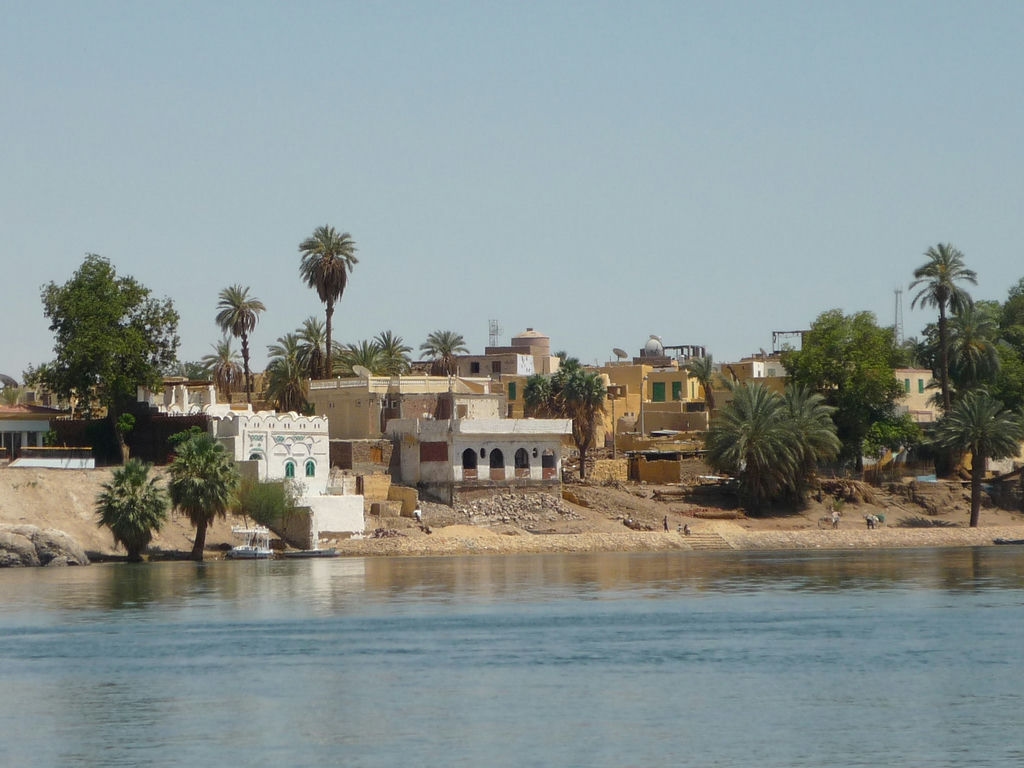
514, 448, 530, 478
542, 449, 557, 479
462, 448, 478, 480
489, 448, 505, 480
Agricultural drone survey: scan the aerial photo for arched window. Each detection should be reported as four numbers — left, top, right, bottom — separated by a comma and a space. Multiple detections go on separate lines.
285, 461, 295, 479
462, 448, 478, 470
249, 453, 262, 462
305, 460, 316, 477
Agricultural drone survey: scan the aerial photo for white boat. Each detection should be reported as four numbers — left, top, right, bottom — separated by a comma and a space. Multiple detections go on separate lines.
225, 526, 274, 559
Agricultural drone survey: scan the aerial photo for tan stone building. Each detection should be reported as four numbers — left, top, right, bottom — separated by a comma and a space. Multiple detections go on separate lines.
306, 374, 503, 440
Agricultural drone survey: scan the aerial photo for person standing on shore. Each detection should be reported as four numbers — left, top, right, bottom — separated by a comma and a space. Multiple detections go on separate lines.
831, 509, 840, 529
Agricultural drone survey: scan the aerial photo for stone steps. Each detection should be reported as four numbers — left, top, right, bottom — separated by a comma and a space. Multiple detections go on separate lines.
684, 531, 731, 550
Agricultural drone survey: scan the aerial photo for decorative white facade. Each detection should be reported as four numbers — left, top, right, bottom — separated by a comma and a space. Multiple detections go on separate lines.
213, 410, 330, 495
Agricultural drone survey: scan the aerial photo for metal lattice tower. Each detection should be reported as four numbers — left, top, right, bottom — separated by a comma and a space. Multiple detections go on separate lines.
894, 288, 904, 346
488, 319, 503, 347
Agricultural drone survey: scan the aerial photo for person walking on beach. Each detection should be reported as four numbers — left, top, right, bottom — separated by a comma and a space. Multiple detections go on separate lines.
663, 515, 669, 531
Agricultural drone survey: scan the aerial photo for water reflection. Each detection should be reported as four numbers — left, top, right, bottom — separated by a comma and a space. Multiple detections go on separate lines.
2, 547, 1024, 619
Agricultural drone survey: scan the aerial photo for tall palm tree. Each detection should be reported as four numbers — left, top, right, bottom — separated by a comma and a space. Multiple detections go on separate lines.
296, 316, 328, 380
95, 459, 169, 562
948, 304, 1001, 392
266, 333, 308, 413
705, 381, 802, 510
201, 336, 243, 402
168, 432, 239, 561
419, 330, 468, 376
934, 390, 1024, 526
215, 285, 266, 404
335, 340, 385, 376
686, 355, 718, 412
375, 330, 412, 376
298, 225, 358, 377
910, 244, 977, 413
558, 368, 607, 479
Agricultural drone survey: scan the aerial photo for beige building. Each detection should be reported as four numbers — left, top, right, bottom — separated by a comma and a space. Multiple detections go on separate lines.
894, 368, 938, 423
306, 375, 503, 440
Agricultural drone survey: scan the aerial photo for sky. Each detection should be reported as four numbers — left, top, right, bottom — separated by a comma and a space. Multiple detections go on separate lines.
3, 1, 1024, 380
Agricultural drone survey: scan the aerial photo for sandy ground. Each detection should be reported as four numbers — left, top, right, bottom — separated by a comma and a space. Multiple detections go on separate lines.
5, 462, 1021, 561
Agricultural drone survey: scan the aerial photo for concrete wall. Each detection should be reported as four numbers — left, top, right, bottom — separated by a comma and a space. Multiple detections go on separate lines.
330, 439, 393, 470
308, 495, 365, 544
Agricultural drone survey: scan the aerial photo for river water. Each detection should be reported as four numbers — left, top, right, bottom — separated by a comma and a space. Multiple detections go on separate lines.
2, 548, 1023, 767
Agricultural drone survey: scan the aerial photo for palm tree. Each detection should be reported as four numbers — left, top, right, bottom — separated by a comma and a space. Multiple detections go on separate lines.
95, 459, 169, 562
934, 390, 1024, 526
523, 374, 553, 417
419, 330, 468, 376
296, 316, 328, 380
558, 368, 607, 479
335, 340, 385, 376
215, 285, 266, 404
168, 432, 239, 561
375, 330, 412, 376
298, 225, 358, 377
266, 333, 308, 413
783, 384, 841, 497
201, 336, 243, 401
705, 382, 801, 510
948, 304, 1001, 392
910, 244, 977, 413
686, 355, 717, 412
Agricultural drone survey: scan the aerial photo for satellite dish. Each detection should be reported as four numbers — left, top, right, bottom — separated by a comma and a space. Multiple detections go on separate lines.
613, 348, 628, 361
352, 365, 371, 378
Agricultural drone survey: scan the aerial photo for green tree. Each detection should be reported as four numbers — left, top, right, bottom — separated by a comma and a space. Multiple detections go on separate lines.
783, 384, 842, 497
201, 336, 243, 401
558, 367, 607, 479
215, 284, 265, 405
168, 432, 239, 561
934, 391, 1024, 527
705, 382, 800, 510
910, 243, 977, 413
266, 333, 308, 412
523, 375, 553, 417
686, 355, 717, 412
39, 254, 180, 461
523, 359, 605, 478
298, 225, 358, 377
947, 302, 1001, 392
781, 309, 903, 470
419, 330, 468, 376
95, 459, 169, 562
296, 316, 328, 380
336, 340, 385, 376
374, 330, 412, 376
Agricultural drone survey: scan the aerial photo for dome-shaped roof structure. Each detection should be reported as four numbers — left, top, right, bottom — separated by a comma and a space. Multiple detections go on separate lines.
643, 335, 664, 356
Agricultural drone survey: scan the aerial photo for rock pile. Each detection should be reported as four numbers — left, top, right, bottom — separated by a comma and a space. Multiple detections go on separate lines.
0, 525, 90, 567
451, 493, 584, 529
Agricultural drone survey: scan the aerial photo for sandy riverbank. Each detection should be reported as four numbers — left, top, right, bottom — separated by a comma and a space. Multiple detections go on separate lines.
2, 466, 1022, 561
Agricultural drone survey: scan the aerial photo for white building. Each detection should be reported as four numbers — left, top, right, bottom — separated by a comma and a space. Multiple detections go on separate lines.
387, 416, 572, 504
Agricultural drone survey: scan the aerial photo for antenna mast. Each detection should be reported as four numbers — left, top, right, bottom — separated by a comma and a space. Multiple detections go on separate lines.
894, 288, 904, 346
488, 319, 503, 347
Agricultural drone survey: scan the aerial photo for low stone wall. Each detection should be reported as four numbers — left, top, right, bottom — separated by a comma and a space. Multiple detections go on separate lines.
590, 459, 628, 484
358, 472, 392, 501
